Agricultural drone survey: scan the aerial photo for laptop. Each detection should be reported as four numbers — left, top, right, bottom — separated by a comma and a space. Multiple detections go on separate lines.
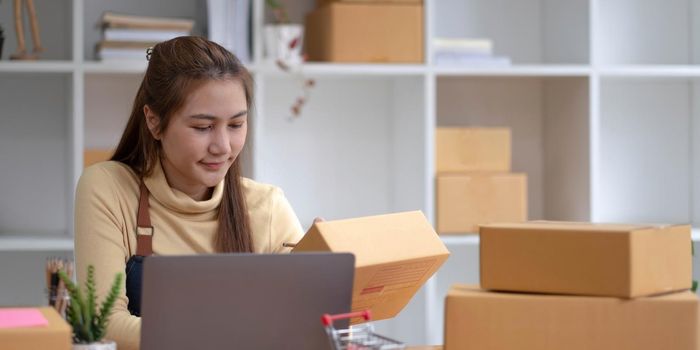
140, 253, 355, 350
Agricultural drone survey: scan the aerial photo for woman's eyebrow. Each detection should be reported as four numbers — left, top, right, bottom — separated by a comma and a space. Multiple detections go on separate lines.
189, 110, 248, 120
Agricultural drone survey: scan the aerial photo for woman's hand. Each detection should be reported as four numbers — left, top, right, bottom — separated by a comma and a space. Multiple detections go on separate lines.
282, 217, 324, 248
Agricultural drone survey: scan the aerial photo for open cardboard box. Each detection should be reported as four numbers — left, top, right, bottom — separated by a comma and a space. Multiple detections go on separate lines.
292, 211, 450, 323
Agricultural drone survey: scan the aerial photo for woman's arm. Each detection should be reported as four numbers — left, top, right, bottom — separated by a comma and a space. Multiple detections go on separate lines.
74, 165, 141, 350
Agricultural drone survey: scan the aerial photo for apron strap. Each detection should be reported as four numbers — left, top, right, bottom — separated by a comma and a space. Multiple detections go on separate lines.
136, 180, 154, 256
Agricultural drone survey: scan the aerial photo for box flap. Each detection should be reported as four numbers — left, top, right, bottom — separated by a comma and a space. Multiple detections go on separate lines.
292, 224, 331, 252
295, 211, 449, 267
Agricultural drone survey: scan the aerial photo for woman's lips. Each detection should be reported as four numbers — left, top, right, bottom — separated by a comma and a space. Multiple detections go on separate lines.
200, 161, 226, 170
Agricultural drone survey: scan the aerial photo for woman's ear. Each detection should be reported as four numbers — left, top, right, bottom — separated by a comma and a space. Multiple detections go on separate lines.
143, 105, 162, 140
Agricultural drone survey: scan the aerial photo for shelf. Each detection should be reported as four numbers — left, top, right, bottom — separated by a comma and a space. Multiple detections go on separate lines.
251, 62, 427, 77
433, 65, 591, 77
4, 61, 700, 79
253, 63, 592, 77
598, 65, 700, 78
0, 61, 74, 73
0, 234, 74, 251
440, 235, 479, 246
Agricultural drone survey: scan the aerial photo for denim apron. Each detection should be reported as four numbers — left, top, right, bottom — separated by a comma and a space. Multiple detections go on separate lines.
125, 181, 154, 316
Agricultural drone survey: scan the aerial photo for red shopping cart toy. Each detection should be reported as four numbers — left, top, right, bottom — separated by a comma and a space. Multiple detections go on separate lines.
322, 310, 406, 350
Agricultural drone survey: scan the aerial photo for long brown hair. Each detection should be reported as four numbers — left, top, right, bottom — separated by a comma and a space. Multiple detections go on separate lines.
111, 36, 254, 253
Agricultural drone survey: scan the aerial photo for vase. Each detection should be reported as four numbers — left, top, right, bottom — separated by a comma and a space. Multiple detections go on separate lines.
264, 24, 304, 65
73, 340, 117, 350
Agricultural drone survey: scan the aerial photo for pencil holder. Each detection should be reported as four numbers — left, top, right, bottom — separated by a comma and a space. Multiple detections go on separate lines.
45, 287, 70, 319
72, 340, 117, 350
0, 25, 4, 59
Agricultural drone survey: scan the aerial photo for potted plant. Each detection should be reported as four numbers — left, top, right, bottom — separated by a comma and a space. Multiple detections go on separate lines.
264, 0, 315, 118
58, 265, 124, 350
264, 0, 304, 65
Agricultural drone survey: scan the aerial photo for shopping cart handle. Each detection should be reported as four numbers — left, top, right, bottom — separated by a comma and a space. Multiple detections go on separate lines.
321, 310, 372, 326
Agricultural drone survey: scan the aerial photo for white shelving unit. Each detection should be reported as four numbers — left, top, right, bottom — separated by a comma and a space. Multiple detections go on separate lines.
1, 0, 700, 345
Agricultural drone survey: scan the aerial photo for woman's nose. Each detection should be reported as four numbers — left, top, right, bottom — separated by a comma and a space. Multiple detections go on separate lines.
209, 127, 232, 155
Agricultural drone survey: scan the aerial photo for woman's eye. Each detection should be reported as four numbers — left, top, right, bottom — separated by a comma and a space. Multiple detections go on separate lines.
229, 123, 243, 129
193, 126, 212, 131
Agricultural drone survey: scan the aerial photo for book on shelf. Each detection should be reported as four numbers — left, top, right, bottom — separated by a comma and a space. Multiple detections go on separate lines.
434, 52, 511, 67
98, 48, 151, 61
102, 11, 194, 31
98, 12, 195, 61
433, 38, 494, 55
98, 41, 160, 50
206, 0, 251, 63
104, 28, 190, 42
433, 37, 511, 67
97, 42, 156, 61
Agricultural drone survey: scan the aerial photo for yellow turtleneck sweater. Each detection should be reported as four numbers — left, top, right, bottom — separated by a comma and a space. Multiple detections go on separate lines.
74, 160, 304, 350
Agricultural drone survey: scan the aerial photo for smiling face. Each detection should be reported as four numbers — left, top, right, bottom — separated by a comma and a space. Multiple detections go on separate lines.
145, 78, 248, 201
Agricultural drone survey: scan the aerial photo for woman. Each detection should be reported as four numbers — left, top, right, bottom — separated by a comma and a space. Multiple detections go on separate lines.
74, 37, 304, 350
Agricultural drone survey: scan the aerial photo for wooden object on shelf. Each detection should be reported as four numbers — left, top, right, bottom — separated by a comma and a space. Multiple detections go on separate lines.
10, 0, 43, 60
304, 2, 423, 63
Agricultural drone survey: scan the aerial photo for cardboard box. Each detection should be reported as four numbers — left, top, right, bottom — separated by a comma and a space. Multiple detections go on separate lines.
84, 149, 113, 168
304, 3, 423, 63
292, 211, 449, 322
436, 173, 527, 234
436, 128, 511, 173
445, 285, 700, 350
0, 307, 72, 350
480, 222, 692, 298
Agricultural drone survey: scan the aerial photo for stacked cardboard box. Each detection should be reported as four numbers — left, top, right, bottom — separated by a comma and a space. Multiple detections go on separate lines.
444, 222, 699, 350
304, 0, 423, 63
435, 127, 527, 234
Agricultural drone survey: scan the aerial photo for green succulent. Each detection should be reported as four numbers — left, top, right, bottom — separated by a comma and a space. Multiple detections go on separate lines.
58, 266, 124, 344
266, 0, 289, 24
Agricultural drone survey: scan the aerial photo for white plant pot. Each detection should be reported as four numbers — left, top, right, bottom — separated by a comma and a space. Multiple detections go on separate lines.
264, 24, 304, 65
73, 340, 117, 350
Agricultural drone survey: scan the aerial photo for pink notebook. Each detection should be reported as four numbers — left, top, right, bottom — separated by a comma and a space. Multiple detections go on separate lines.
0, 308, 49, 329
